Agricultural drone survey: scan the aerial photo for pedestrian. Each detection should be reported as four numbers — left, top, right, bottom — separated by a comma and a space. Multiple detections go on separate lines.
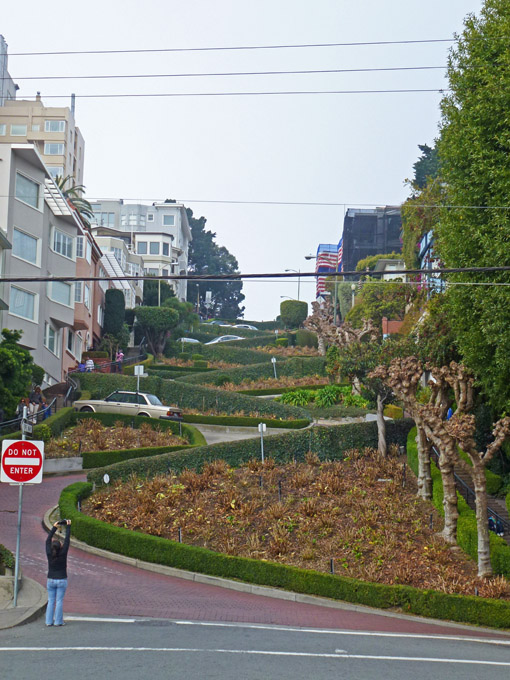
41, 397, 50, 420
116, 349, 124, 373
29, 385, 44, 423
45, 520, 71, 627
15, 396, 29, 418
496, 517, 505, 537
85, 357, 95, 372
78, 361, 86, 372
488, 515, 496, 533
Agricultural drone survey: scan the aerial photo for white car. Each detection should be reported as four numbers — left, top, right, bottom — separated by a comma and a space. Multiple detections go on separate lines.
234, 324, 258, 330
204, 335, 244, 345
180, 337, 201, 344
73, 391, 183, 420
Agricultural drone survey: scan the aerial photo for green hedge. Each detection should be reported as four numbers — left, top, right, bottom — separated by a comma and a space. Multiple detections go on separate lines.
82, 444, 196, 469
198, 345, 272, 365
149, 364, 214, 373
122, 354, 154, 376
456, 449, 503, 495
238, 384, 334, 396
0, 544, 14, 572
227, 335, 283, 349
0, 407, 75, 444
86, 419, 414, 486
77, 373, 311, 422
60, 478, 510, 629
406, 428, 510, 578
177, 357, 327, 386
182, 414, 310, 429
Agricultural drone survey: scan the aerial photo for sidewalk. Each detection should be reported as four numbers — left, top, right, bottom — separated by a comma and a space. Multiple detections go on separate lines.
0, 576, 47, 630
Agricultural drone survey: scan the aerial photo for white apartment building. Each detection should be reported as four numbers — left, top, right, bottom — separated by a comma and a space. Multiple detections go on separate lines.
0, 144, 83, 385
89, 200, 191, 301
0, 35, 17, 106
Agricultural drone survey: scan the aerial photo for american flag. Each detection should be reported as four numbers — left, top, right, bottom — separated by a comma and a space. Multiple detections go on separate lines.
315, 244, 338, 297
337, 238, 343, 272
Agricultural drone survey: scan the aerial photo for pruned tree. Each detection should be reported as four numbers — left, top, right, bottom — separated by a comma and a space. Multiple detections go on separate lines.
303, 299, 334, 355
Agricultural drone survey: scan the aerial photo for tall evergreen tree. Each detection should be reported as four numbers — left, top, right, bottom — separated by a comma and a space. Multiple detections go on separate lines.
437, 0, 510, 413
186, 209, 245, 319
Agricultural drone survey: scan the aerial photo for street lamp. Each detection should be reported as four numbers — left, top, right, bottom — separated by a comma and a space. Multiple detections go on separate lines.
285, 269, 300, 300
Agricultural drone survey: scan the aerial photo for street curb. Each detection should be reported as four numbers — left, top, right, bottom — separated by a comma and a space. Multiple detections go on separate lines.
44, 506, 510, 636
0, 577, 47, 630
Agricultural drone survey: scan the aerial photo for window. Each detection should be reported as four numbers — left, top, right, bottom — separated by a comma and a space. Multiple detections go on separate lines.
85, 240, 92, 264
31, 124, 40, 132
75, 332, 83, 361
45, 120, 66, 133
75, 281, 82, 303
162, 243, 169, 256
84, 284, 90, 310
76, 236, 84, 259
94, 211, 114, 227
0, 124, 5, 135
44, 323, 60, 356
137, 241, 147, 255
147, 268, 158, 276
15, 172, 40, 209
48, 166, 64, 179
10, 286, 36, 320
12, 228, 38, 265
67, 329, 75, 354
149, 242, 160, 255
48, 280, 72, 307
44, 143, 64, 155
10, 124, 27, 136
147, 213, 154, 222
52, 228, 74, 259
163, 215, 175, 226
99, 268, 108, 292
97, 305, 104, 326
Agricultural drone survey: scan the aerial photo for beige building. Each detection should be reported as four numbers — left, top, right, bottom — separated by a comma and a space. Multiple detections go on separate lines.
0, 94, 85, 185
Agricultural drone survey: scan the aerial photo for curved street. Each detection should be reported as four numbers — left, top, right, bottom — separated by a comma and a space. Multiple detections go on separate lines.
0, 472, 509, 639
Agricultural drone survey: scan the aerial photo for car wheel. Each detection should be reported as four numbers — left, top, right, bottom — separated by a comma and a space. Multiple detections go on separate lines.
138, 412, 151, 417
80, 406, 94, 412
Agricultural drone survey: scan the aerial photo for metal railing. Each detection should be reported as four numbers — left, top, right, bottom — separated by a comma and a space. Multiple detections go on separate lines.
0, 396, 58, 437
430, 446, 510, 534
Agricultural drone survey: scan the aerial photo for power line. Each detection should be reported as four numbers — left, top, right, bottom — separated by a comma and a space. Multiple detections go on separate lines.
6, 65, 446, 81
8, 38, 456, 57
2, 266, 510, 285
17, 88, 447, 100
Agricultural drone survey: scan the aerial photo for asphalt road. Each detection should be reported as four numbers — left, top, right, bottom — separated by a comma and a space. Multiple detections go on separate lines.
1, 617, 510, 680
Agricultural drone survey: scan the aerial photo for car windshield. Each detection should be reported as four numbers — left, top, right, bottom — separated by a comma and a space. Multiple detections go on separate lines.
146, 394, 163, 406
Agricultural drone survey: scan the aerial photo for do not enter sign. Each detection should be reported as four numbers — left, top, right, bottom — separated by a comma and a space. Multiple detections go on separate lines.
1, 440, 45, 484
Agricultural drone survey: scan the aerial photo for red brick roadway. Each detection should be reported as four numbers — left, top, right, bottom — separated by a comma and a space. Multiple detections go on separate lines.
1, 473, 508, 638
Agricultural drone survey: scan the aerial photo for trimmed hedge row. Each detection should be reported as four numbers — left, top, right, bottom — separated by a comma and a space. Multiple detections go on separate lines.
177, 357, 327, 386
226, 336, 283, 349
77, 373, 311, 422
182, 414, 310, 429
406, 428, 510, 578
198, 345, 272, 365
237, 384, 333, 396
86, 419, 414, 486
82, 444, 195, 469
149, 364, 214, 373
61, 473, 510, 628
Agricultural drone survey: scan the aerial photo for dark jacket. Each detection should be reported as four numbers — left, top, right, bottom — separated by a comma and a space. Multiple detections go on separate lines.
46, 525, 71, 579
30, 390, 43, 405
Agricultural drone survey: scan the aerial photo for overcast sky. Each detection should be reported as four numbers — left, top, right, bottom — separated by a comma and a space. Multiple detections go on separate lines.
2, 0, 483, 320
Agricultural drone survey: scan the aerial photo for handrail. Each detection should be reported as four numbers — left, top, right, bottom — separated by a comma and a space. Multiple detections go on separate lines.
430, 446, 509, 533
0, 395, 58, 436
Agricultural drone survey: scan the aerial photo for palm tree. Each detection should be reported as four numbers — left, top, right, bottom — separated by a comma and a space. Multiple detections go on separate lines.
54, 175, 94, 225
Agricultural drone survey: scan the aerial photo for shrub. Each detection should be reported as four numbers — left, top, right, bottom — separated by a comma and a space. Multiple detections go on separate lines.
191, 354, 204, 361
182, 414, 310, 429
199, 345, 271, 365
179, 353, 191, 361
228, 334, 282, 349
82, 444, 195, 469
122, 354, 154, 376
193, 360, 208, 369
280, 300, 308, 329
0, 544, 14, 573
278, 389, 315, 407
314, 386, 338, 408
214, 374, 231, 387
275, 338, 288, 348
384, 404, 404, 420
296, 329, 318, 348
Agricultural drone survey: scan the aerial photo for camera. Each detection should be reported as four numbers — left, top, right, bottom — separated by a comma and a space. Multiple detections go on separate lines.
57, 519, 68, 525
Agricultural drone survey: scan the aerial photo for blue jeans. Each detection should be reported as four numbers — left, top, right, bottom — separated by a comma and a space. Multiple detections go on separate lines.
46, 578, 68, 626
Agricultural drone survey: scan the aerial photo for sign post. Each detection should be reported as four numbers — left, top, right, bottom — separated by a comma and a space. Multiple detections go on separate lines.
1, 434, 44, 606
271, 356, 277, 379
258, 422, 266, 463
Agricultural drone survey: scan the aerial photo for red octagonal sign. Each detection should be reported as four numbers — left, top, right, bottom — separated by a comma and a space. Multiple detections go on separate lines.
1, 440, 45, 484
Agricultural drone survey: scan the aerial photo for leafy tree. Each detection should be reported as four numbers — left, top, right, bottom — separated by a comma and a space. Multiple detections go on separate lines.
412, 143, 440, 190
142, 279, 175, 307
280, 300, 308, 329
414, 295, 461, 367
134, 306, 180, 356
436, 0, 510, 414
186, 208, 245, 318
0, 329, 35, 417
162, 296, 198, 336
55, 175, 94, 225
345, 279, 419, 329
103, 289, 125, 338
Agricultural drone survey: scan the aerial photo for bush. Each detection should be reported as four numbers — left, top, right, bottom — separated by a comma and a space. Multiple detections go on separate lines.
384, 404, 404, 420
278, 389, 315, 407
199, 345, 271, 365
213, 374, 231, 387
296, 329, 318, 348
191, 354, 204, 361
193, 360, 208, 369
182, 414, 310, 429
82, 444, 195, 469
275, 338, 288, 348
227, 334, 282, 349
77, 373, 311, 422
280, 300, 308, 329
122, 354, 154, 376
179, 353, 191, 362
0, 544, 14, 573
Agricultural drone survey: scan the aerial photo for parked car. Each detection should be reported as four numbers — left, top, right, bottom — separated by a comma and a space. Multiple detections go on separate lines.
206, 320, 224, 325
204, 335, 244, 345
180, 337, 201, 344
73, 391, 183, 420
233, 324, 258, 330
